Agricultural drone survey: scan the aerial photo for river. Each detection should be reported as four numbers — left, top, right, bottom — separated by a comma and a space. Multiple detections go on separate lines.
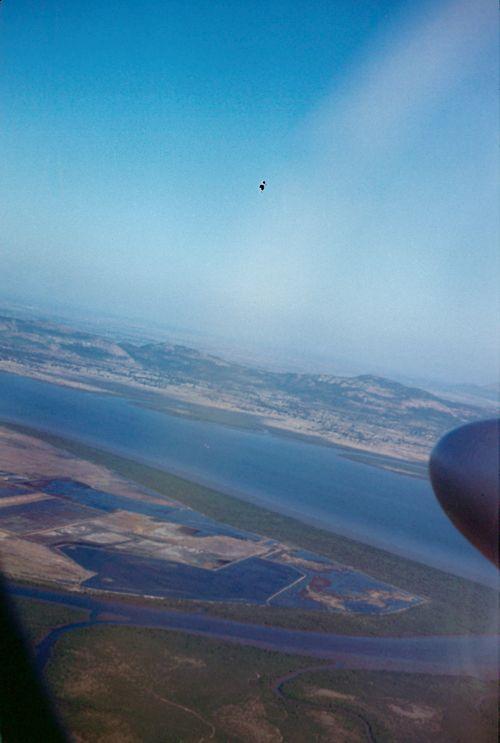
9, 585, 497, 679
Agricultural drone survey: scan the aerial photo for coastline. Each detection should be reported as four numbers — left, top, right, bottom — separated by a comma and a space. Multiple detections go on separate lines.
0, 415, 442, 574
0, 371, 494, 586
1, 420, 498, 639
0, 366, 430, 471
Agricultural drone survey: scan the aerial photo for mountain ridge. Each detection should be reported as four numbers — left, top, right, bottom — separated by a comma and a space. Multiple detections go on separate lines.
0, 314, 496, 462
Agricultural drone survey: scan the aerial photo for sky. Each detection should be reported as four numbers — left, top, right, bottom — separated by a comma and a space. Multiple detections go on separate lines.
1, 0, 498, 384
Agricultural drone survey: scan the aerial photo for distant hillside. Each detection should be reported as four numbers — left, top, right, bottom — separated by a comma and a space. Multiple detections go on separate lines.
0, 314, 496, 462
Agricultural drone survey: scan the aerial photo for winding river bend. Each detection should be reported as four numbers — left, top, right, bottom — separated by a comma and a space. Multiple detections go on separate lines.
12, 585, 497, 680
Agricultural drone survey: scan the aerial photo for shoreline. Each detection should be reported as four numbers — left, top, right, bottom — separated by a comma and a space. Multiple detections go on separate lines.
1, 421, 498, 638
0, 416, 455, 581
0, 367, 430, 475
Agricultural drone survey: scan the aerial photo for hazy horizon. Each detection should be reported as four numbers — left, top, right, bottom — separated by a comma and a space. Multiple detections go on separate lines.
2, 294, 499, 393
1, 0, 498, 386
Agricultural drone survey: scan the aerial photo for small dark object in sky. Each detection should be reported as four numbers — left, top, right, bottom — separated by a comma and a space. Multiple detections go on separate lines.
429, 418, 499, 567
259, 180, 266, 191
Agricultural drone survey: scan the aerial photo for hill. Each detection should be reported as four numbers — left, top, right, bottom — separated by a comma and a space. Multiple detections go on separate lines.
0, 314, 496, 461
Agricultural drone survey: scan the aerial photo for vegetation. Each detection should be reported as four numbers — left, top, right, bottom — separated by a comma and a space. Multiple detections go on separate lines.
11, 595, 88, 645
46, 624, 327, 742
283, 668, 498, 743
11, 591, 498, 741
42, 623, 497, 742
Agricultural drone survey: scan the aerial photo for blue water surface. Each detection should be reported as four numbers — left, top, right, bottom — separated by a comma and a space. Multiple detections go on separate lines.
0, 371, 496, 585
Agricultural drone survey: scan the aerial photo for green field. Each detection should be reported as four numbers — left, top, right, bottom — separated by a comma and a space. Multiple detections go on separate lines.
46, 624, 324, 742
14, 600, 495, 743
4, 422, 498, 637
282, 667, 497, 743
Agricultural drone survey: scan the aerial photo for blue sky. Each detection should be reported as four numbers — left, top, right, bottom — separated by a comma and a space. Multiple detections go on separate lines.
1, 0, 498, 383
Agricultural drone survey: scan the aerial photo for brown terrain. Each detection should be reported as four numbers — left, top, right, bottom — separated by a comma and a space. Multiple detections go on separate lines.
0, 427, 271, 586
0, 313, 497, 461
0, 426, 422, 614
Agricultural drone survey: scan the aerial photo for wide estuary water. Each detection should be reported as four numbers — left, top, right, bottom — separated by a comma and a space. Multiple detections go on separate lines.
0, 371, 496, 585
